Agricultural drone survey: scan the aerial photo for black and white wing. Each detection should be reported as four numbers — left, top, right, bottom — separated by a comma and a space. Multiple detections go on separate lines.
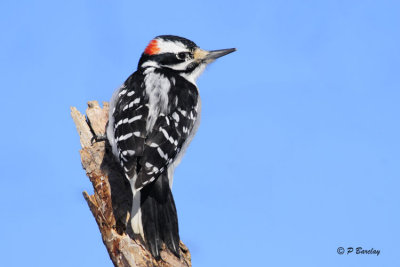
111, 72, 148, 179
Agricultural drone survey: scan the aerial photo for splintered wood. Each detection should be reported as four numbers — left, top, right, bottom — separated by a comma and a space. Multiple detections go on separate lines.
71, 101, 191, 267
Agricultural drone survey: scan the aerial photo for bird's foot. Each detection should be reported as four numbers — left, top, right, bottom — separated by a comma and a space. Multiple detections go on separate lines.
91, 134, 107, 144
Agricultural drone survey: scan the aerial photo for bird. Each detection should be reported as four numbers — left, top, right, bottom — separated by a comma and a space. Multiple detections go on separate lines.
105, 35, 235, 259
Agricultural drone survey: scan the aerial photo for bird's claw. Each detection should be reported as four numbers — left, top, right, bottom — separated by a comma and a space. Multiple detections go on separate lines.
91, 134, 107, 144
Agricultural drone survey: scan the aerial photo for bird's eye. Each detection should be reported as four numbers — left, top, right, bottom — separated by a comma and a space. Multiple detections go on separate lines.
177, 52, 187, 60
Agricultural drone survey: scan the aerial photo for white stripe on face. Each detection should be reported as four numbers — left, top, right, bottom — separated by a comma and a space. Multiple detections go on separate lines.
155, 39, 190, 54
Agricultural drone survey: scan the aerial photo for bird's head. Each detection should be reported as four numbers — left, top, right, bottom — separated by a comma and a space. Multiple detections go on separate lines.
138, 35, 236, 83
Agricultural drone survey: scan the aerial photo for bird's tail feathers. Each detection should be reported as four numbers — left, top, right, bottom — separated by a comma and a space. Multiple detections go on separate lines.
140, 173, 180, 259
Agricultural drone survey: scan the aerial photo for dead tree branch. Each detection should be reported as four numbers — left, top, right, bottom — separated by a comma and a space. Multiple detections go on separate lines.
71, 101, 191, 267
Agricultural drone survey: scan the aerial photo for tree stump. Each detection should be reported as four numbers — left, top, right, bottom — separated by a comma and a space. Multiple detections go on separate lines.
71, 101, 191, 267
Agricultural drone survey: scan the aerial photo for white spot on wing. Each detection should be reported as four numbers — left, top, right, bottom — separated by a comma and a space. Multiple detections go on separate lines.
123, 98, 141, 111
129, 115, 142, 123
157, 147, 168, 160
168, 136, 176, 144
172, 112, 179, 122
119, 89, 127, 96
117, 132, 133, 141
122, 150, 135, 156
160, 128, 169, 139
149, 142, 158, 147
145, 162, 153, 168
115, 115, 142, 129
126, 150, 135, 156
178, 108, 187, 116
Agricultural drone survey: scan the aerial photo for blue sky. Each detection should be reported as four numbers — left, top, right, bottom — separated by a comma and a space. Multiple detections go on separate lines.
1, 1, 399, 266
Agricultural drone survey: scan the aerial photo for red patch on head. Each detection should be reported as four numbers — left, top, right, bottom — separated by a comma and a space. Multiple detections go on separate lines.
144, 39, 160, 55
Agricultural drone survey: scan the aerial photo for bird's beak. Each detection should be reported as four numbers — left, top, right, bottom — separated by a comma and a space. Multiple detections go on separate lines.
206, 48, 236, 60
194, 48, 236, 62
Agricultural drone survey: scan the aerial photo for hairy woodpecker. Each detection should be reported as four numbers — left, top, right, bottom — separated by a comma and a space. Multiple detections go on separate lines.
106, 35, 235, 259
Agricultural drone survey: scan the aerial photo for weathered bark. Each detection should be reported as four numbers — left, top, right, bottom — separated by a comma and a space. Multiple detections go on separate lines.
71, 101, 191, 267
